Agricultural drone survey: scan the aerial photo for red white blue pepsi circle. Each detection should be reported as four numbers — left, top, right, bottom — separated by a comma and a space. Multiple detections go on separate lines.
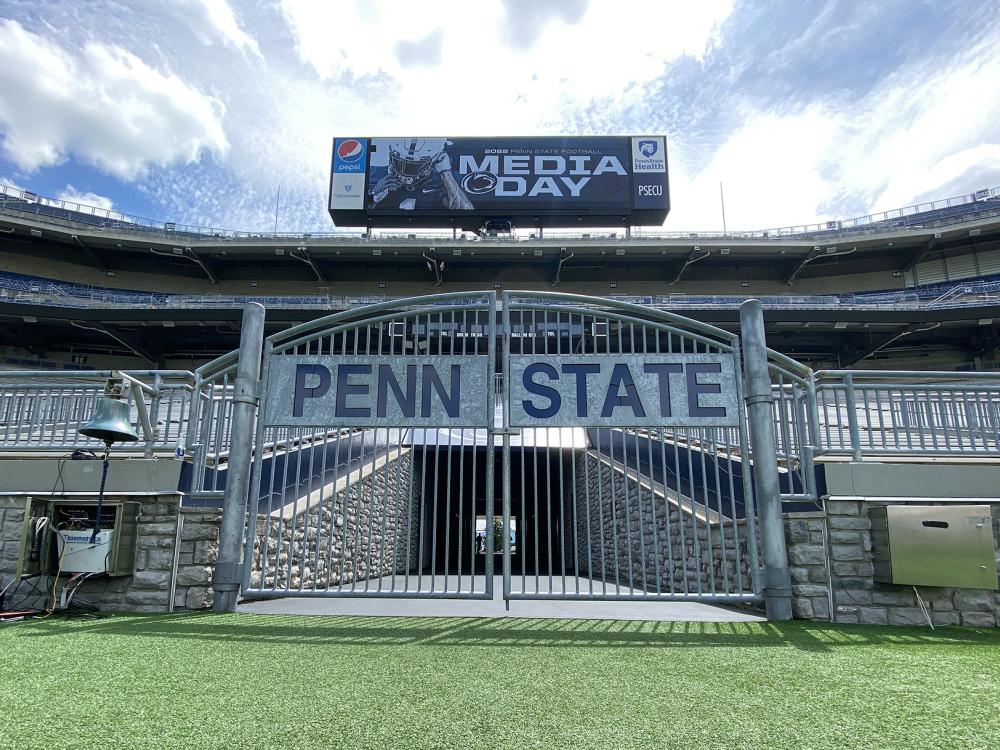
337, 139, 364, 163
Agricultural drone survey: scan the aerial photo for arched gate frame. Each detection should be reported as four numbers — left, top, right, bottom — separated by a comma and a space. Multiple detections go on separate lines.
500, 291, 761, 603
242, 292, 497, 599
225, 291, 802, 607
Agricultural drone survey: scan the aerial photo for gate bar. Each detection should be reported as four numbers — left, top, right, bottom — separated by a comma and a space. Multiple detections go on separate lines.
740, 299, 792, 621
213, 302, 265, 612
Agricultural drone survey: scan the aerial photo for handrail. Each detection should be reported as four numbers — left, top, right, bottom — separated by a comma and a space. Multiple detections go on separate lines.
1, 181, 998, 242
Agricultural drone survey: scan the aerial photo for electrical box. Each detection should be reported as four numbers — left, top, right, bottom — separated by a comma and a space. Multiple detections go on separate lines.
871, 504, 997, 590
16, 497, 141, 578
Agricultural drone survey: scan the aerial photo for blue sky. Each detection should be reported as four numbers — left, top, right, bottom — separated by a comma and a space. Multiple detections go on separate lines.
0, 0, 998, 232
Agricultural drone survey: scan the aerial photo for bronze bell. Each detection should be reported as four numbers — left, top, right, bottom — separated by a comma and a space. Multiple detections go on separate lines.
79, 397, 140, 445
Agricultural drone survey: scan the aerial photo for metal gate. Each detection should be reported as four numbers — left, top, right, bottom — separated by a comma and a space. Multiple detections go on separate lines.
242, 292, 496, 599
235, 290, 768, 606
500, 292, 760, 603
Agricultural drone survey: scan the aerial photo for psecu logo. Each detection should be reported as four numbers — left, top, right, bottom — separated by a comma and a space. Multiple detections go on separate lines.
638, 140, 658, 158
337, 139, 365, 163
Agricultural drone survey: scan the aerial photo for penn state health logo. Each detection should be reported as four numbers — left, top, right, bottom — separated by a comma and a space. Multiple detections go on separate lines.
639, 140, 658, 158
337, 139, 365, 163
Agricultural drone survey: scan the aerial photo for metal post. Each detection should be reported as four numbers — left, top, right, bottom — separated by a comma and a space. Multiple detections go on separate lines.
843, 373, 863, 462
739, 299, 792, 621
212, 302, 265, 612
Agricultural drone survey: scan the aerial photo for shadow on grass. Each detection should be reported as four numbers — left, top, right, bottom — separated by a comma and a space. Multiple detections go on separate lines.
9, 612, 1000, 653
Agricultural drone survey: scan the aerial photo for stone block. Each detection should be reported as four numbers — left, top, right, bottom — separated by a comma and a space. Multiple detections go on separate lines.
125, 590, 170, 606
792, 598, 813, 619
811, 597, 831, 620
137, 522, 177, 536
834, 605, 859, 623
960, 611, 997, 628
827, 517, 870, 531
831, 544, 865, 562
789, 566, 812, 583
808, 568, 828, 583
193, 540, 218, 565
5, 510, 25, 524
826, 500, 861, 516
954, 589, 993, 612
132, 570, 170, 589
137, 536, 175, 550
789, 545, 825, 566
792, 584, 828, 598
829, 530, 862, 545
888, 608, 929, 626
185, 587, 212, 610
858, 607, 888, 625
930, 611, 961, 627
176, 565, 213, 586
181, 523, 219, 541
786, 520, 810, 544
832, 562, 860, 577
872, 589, 916, 606
144, 548, 176, 570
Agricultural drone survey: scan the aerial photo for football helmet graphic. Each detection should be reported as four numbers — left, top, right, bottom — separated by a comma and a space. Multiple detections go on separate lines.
387, 138, 449, 189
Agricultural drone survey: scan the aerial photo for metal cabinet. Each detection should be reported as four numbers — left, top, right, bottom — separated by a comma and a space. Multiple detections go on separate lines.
16, 497, 140, 578
871, 504, 997, 590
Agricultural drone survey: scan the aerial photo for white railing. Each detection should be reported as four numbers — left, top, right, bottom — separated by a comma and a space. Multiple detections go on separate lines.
814, 370, 1000, 459
1, 181, 998, 244
0, 370, 194, 456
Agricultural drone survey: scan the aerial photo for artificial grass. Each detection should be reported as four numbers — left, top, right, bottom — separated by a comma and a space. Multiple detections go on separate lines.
1, 614, 998, 749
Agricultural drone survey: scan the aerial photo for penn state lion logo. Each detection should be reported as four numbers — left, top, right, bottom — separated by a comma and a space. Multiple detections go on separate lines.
639, 140, 658, 158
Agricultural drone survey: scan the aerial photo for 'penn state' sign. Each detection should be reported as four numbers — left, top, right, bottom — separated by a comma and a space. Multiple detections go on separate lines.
264, 356, 490, 427
509, 355, 739, 428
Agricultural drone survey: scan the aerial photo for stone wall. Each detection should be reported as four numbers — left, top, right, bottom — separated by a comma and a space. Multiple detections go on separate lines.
0, 494, 220, 613
572, 450, 752, 595
249, 448, 420, 590
786, 500, 1000, 627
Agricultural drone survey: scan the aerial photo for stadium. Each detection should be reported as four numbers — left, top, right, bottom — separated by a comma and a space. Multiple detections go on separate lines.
1, 177, 999, 371
4, 0, 1000, 745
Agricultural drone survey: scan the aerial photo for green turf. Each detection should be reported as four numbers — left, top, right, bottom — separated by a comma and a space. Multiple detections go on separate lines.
2, 614, 999, 749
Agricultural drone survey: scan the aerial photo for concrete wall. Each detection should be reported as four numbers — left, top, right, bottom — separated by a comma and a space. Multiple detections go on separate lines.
786, 500, 1000, 627
0, 493, 220, 613
572, 450, 751, 595
249, 448, 419, 590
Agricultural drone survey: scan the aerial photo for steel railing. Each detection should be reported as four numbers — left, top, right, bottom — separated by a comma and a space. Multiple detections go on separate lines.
2, 182, 998, 244
813, 370, 1000, 459
0, 370, 195, 456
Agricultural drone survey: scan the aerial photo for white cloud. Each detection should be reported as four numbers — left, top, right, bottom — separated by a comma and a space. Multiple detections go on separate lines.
169, 0, 261, 58
0, 175, 27, 192
279, 0, 733, 133
665, 33, 1000, 231
56, 185, 115, 210
0, 18, 228, 180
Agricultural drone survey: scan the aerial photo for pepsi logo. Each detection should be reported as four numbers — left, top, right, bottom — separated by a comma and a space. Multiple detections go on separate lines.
337, 139, 365, 163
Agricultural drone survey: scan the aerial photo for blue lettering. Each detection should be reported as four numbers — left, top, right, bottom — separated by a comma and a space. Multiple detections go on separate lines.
377, 364, 416, 418
686, 363, 726, 418
336, 364, 372, 418
600, 363, 646, 418
422, 364, 461, 418
522, 363, 561, 418
561, 363, 600, 417
292, 364, 330, 418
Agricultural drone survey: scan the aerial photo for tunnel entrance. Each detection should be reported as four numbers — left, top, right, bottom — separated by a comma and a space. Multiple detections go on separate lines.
418, 446, 572, 578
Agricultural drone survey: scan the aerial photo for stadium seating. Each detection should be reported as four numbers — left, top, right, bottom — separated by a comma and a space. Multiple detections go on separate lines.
2, 269, 999, 311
